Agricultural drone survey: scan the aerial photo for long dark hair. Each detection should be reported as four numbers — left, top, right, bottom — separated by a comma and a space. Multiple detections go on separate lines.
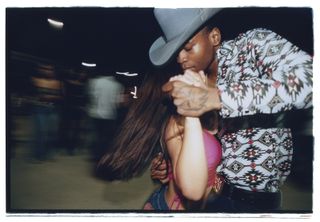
97, 62, 219, 181
96, 64, 180, 181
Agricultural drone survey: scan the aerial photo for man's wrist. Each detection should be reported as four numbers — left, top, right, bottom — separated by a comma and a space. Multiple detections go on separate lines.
207, 87, 222, 111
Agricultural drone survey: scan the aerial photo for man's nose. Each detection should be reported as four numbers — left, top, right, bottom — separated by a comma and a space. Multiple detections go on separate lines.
177, 50, 187, 64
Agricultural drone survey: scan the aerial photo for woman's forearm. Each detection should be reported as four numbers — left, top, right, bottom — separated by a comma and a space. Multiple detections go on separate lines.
175, 117, 208, 201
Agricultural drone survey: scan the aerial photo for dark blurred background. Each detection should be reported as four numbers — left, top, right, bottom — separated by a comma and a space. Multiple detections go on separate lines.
6, 7, 313, 213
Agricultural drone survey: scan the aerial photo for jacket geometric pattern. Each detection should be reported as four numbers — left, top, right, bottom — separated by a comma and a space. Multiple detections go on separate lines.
216, 28, 313, 192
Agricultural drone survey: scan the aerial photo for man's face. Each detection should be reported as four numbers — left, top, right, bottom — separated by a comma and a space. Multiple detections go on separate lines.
177, 28, 215, 72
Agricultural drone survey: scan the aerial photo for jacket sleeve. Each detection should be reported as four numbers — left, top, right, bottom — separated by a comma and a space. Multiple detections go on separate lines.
217, 29, 313, 118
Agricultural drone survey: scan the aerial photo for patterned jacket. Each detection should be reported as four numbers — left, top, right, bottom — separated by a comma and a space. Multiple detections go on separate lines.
216, 28, 313, 192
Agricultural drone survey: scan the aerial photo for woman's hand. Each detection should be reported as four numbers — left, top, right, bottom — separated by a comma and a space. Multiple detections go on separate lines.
150, 153, 170, 184
169, 70, 207, 88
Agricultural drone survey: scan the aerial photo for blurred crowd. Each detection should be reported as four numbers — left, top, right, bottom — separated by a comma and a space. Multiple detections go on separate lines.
9, 61, 133, 165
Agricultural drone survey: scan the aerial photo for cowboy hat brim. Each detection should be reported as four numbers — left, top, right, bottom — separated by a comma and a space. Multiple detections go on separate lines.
149, 8, 221, 66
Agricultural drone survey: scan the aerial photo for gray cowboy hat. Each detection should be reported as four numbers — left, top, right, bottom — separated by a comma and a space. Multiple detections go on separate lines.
149, 8, 221, 66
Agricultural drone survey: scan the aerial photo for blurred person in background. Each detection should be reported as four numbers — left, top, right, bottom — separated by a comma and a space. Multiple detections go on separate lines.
61, 68, 88, 155
86, 70, 124, 162
30, 63, 64, 162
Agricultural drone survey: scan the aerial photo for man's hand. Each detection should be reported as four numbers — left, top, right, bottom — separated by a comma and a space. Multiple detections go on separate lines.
150, 153, 170, 184
162, 71, 221, 117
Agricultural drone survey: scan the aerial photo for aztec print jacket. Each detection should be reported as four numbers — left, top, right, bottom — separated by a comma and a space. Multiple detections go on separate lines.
216, 28, 312, 192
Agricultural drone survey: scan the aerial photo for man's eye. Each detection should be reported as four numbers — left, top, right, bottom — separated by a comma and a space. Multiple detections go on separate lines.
184, 46, 192, 51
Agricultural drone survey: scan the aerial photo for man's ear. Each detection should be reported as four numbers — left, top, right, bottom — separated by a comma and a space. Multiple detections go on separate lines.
209, 27, 221, 47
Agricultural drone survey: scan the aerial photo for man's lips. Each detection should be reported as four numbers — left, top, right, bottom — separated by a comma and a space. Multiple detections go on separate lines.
182, 65, 194, 70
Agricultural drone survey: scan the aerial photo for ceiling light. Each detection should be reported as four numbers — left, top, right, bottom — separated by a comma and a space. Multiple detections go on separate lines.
81, 62, 96, 67
116, 71, 138, 77
130, 86, 138, 99
47, 18, 64, 29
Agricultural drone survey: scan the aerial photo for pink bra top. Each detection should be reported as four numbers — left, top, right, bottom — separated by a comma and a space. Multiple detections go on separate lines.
168, 129, 222, 187
167, 130, 222, 210
203, 130, 222, 186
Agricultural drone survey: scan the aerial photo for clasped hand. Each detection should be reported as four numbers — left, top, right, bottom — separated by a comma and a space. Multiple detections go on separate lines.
162, 70, 218, 117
